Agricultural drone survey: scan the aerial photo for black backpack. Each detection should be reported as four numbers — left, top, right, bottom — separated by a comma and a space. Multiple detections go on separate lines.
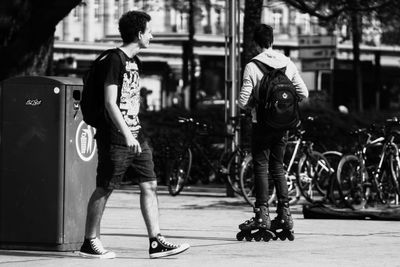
80, 48, 125, 128
252, 59, 300, 130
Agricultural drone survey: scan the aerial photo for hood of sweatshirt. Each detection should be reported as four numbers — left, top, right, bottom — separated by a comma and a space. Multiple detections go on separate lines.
252, 48, 290, 69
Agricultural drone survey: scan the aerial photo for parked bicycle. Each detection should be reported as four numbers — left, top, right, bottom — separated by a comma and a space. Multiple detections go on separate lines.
322, 150, 344, 207
239, 117, 332, 207
336, 118, 400, 210
166, 116, 248, 196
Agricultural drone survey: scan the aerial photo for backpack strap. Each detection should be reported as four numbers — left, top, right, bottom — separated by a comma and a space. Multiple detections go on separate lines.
250, 59, 276, 103
109, 48, 141, 75
95, 48, 125, 66
251, 59, 288, 74
113, 48, 126, 66
250, 59, 274, 74
133, 55, 142, 74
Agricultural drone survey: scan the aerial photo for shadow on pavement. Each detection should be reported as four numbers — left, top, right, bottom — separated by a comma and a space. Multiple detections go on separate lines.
303, 202, 400, 221
0, 250, 76, 258
101, 233, 235, 242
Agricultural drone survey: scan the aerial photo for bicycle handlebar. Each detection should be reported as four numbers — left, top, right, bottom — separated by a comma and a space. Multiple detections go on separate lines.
177, 117, 209, 131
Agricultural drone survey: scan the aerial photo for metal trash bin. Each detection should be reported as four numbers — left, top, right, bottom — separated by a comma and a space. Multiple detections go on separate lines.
0, 76, 97, 251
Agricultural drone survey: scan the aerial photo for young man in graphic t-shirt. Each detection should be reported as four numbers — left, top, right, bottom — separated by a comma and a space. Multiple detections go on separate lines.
79, 10, 190, 259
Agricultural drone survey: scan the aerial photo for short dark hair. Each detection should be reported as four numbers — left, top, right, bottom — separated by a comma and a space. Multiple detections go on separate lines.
119, 11, 151, 43
253, 24, 274, 48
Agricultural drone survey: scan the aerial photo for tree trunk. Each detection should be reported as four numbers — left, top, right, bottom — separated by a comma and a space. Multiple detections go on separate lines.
242, 0, 263, 71
350, 10, 363, 112
188, 0, 197, 109
0, 0, 81, 81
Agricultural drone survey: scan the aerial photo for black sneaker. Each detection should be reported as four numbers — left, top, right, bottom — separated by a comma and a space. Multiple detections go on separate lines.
79, 237, 116, 259
149, 234, 190, 259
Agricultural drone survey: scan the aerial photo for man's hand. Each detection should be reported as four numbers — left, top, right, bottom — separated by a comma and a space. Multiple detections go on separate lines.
125, 133, 142, 155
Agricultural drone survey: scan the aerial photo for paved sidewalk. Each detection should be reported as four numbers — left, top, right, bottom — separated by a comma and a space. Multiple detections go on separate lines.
1, 185, 399, 267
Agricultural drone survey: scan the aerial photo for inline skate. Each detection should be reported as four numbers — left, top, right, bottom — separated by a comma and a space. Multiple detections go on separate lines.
270, 202, 294, 241
236, 205, 274, 242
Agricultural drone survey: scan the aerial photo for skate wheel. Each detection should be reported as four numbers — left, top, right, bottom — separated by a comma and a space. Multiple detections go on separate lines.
279, 234, 286, 241
263, 234, 271, 242
236, 232, 244, 241
254, 235, 262, 242
288, 232, 295, 241
272, 235, 278, 241
245, 235, 253, 241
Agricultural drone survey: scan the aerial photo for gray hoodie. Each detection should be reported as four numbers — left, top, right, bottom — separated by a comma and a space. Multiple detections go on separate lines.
239, 48, 309, 123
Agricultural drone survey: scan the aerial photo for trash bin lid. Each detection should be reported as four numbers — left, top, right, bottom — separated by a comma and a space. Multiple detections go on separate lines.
2, 76, 82, 87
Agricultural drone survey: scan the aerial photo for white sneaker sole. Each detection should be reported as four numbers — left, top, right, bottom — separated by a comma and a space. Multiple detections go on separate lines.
78, 251, 116, 259
150, 243, 190, 259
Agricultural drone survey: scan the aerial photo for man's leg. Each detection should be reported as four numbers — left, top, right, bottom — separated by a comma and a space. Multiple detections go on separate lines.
251, 124, 271, 207
138, 180, 160, 238
136, 142, 189, 258
269, 133, 294, 240
269, 133, 288, 205
79, 187, 116, 258
252, 148, 270, 207
85, 187, 113, 239
139, 181, 190, 258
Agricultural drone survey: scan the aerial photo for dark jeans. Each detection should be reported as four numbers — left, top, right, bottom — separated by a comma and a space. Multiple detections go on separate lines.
251, 123, 288, 207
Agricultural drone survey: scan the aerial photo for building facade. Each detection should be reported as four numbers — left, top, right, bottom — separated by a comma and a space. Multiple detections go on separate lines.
54, 0, 400, 111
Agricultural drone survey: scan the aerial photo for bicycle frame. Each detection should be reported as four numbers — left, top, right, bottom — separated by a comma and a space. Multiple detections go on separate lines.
190, 141, 222, 177
359, 135, 385, 202
286, 139, 301, 176
336, 129, 391, 209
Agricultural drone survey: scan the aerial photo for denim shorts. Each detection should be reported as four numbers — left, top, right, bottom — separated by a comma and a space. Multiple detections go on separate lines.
96, 140, 156, 190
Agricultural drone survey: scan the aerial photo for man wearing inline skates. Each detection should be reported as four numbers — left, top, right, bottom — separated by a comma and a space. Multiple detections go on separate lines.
237, 24, 308, 241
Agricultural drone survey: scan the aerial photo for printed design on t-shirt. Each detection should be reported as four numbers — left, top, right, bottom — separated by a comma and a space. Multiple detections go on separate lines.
120, 59, 141, 137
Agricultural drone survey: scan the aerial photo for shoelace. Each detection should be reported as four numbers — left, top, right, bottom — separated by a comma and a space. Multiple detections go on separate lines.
157, 235, 178, 248
90, 238, 107, 254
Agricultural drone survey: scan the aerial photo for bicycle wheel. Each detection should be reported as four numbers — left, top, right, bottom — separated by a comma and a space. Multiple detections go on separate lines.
239, 154, 255, 207
239, 154, 299, 207
285, 171, 302, 205
322, 151, 344, 207
167, 148, 192, 196
269, 170, 301, 206
297, 151, 331, 203
374, 163, 398, 205
389, 153, 400, 196
225, 149, 247, 195
336, 154, 366, 210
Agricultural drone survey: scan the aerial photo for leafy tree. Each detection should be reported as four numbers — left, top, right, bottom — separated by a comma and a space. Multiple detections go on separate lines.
0, 0, 81, 81
375, 1, 400, 45
282, 0, 395, 112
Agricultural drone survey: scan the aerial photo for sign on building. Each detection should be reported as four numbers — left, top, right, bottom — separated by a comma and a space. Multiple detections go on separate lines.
298, 35, 336, 71
301, 58, 334, 72
298, 35, 337, 47
299, 48, 336, 59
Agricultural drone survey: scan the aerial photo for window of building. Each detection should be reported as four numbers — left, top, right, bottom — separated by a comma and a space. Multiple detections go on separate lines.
114, 0, 121, 20
272, 9, 283, 33
298, 13, 310, 35
310, 16, 319, 35
73, 6, 81, 21
94, 0, 102, 22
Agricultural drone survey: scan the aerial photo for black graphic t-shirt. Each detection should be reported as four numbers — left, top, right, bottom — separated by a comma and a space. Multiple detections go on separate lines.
97, 49, 144, 145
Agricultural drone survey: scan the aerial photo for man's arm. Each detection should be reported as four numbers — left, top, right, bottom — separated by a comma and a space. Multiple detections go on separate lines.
238, 63, 256, 110
104, 83, 141, 153
288, 61, 309, 100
